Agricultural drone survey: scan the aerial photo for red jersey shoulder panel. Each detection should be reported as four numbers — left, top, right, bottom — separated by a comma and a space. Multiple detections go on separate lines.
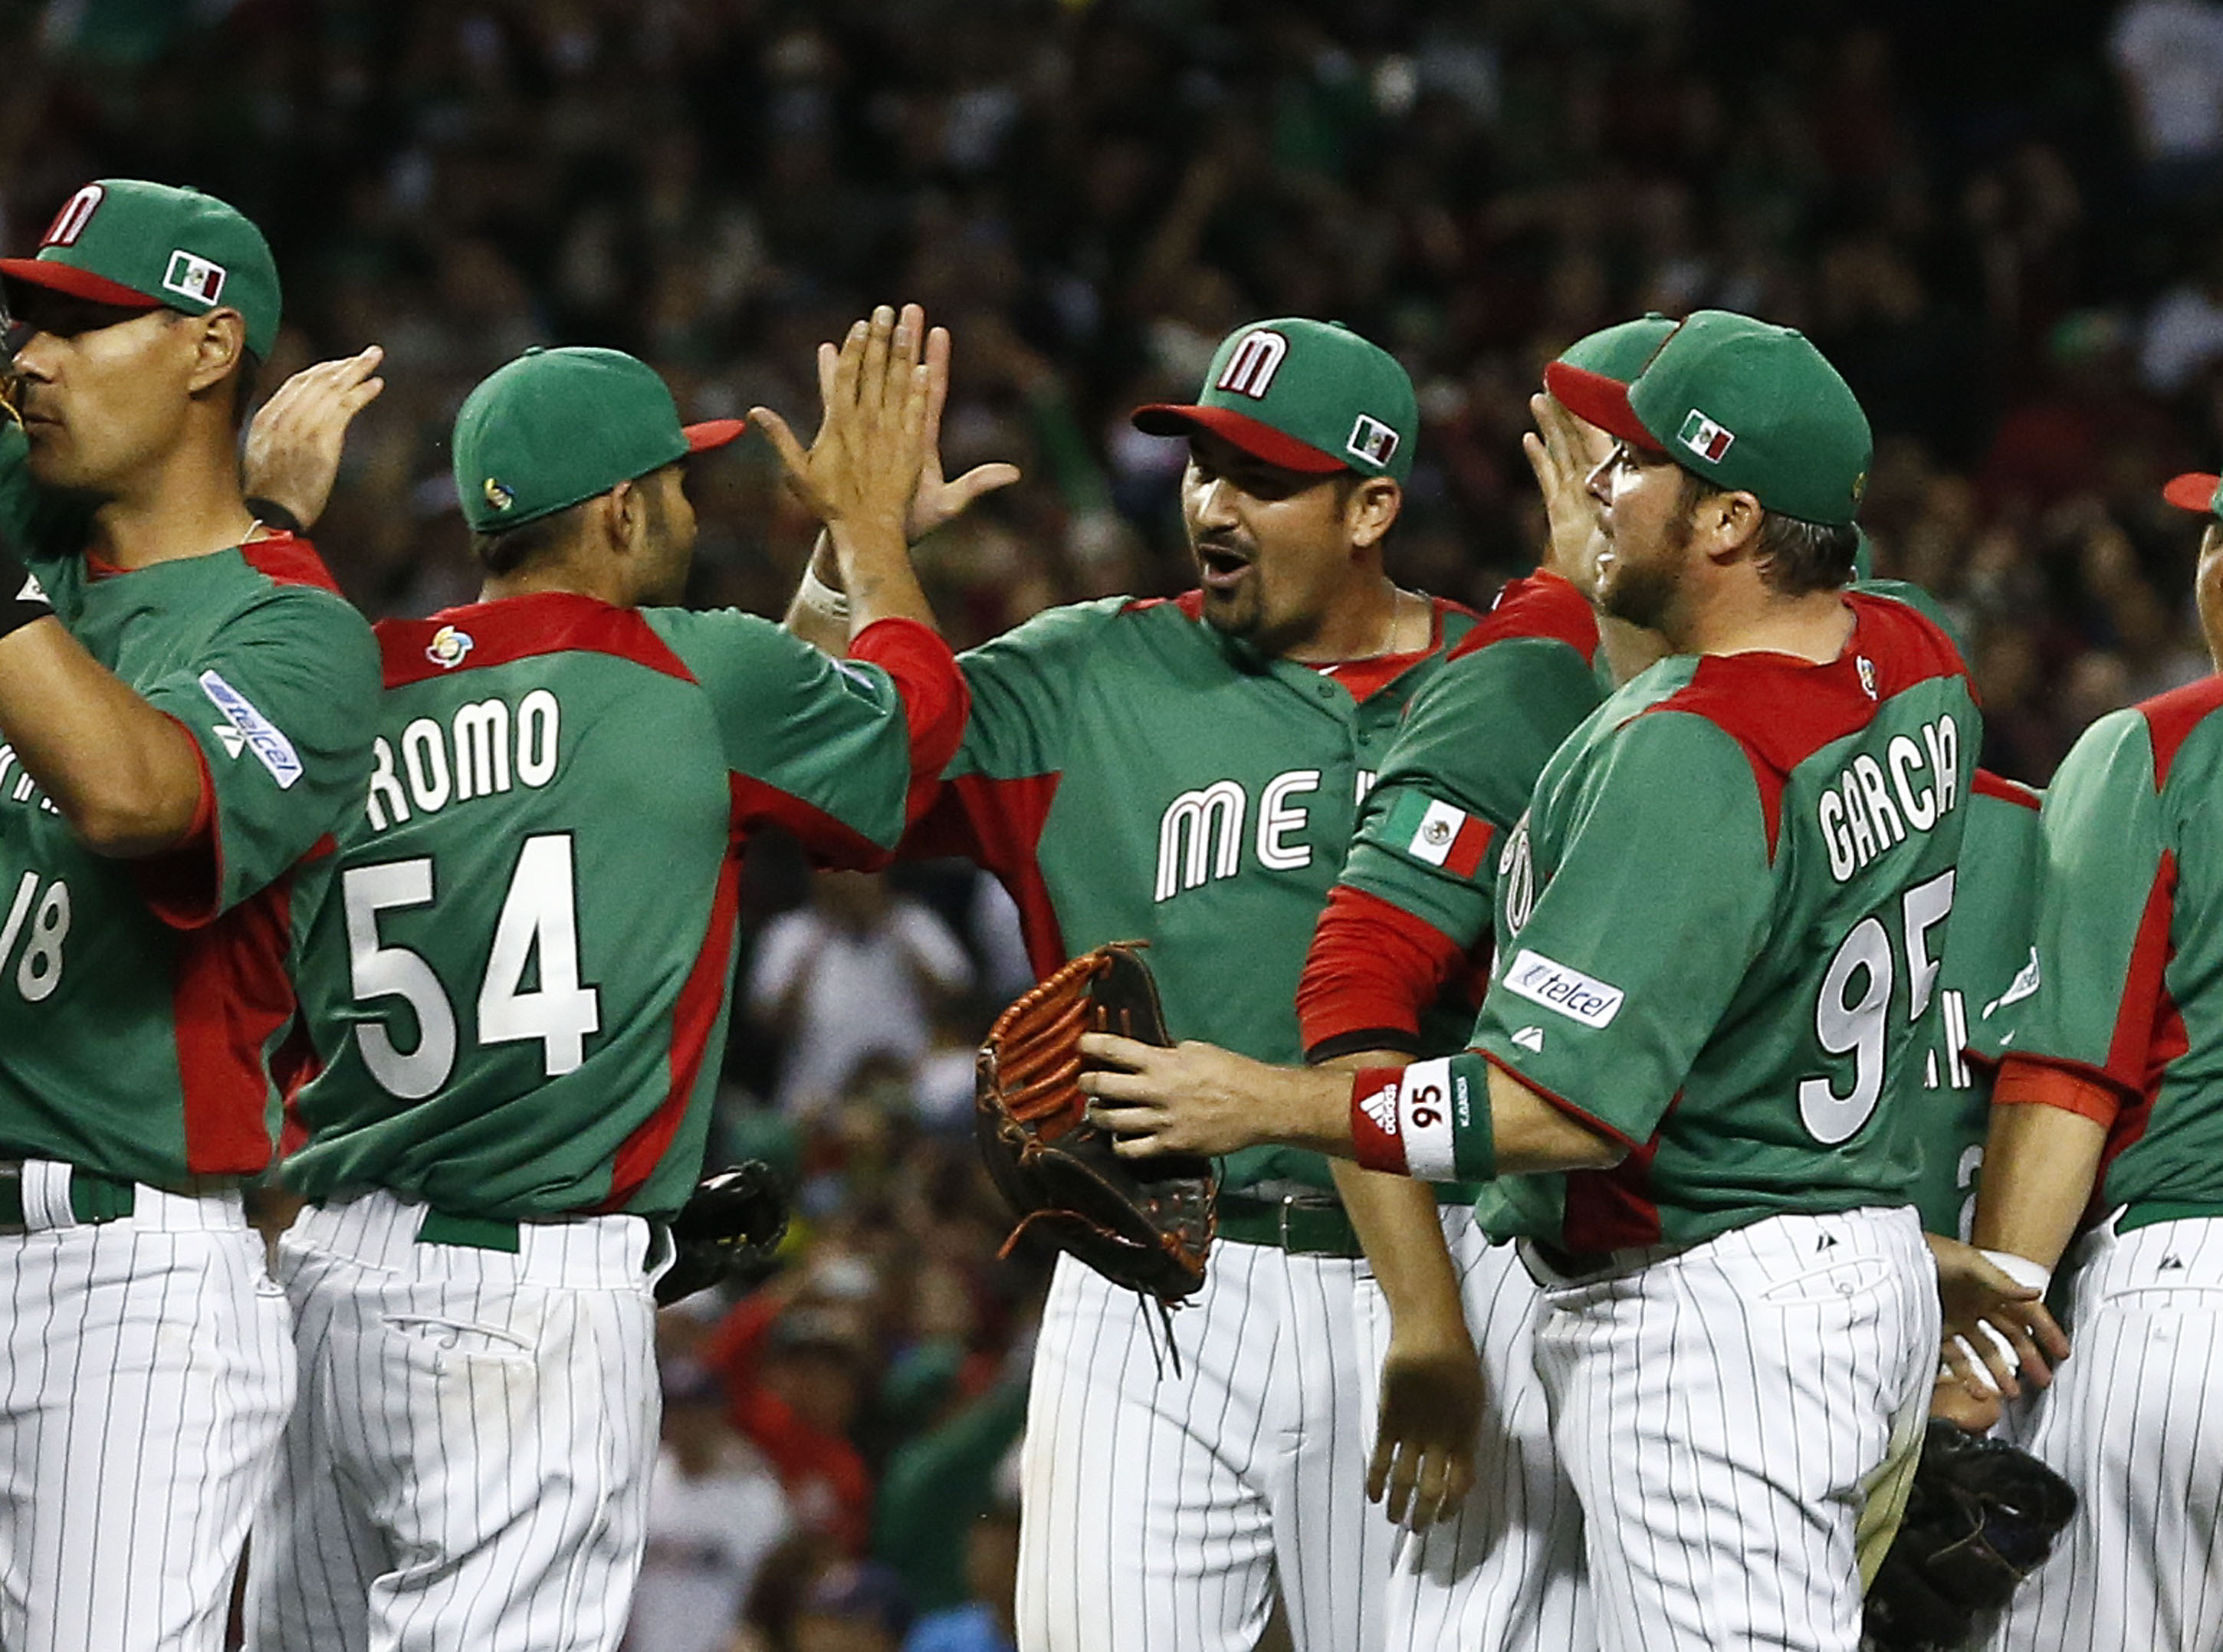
238, 532, 346, 596
1449, 570, 1601, 665
376, 591, 698, 689
2137, 675, 2223, 790
1637, 593, 1970, 856
1973, 768, 2042, 810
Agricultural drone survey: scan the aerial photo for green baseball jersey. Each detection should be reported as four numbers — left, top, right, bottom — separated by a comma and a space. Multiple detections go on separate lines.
0, 425, 379, 1186
1461, 590, 1977, 1250
1898, 773, 2041, 1238
1988, 678, 2223, 1215
1332, 571, 1613, 976
909, 590, 1479, 1195
284, 596, 961, 1220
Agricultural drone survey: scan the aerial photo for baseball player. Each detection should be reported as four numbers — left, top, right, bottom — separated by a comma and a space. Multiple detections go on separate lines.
1089, 310, 1975, 1652
0, 180, 379, 1652
1292, 315, 1673, 1652
1964, 468, 2223, 1651
792, 317, 1482, 1652
246, 314, 963, 1652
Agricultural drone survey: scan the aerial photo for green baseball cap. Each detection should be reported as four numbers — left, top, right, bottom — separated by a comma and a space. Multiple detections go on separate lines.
1544, 310, 1873, 528
0, 179, 281, 359
453, 346, 747, 533
1132, 317, 1417, 483
2163, 471, 2223, 516
1554, 314, 1676, 383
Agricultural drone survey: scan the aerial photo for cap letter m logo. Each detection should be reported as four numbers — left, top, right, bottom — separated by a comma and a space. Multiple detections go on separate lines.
43, 184, 105, 248
1216, 330, 1289, 400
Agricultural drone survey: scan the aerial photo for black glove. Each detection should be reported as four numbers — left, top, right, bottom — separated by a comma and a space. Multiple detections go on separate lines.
1865, 1420, 2078, 1652
654, 1161, 790, 1308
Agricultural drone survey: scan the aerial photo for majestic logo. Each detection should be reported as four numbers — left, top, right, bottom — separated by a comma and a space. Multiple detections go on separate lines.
1512, 1026, 1545, 1053
1984, 948, 2041, 1019
42, 185, 104, 248
198, 669, 302, 788
1677, 408, 1735, 464
425, 625, 474, 670
14, 572, 46, 606
483, 477, 515, 511
1346, 414, 1399, 468
1856, 655, 1877, 699
162, 250, 227, 305
1500, 948, 1624, 1028
1214, 330, 1289, 400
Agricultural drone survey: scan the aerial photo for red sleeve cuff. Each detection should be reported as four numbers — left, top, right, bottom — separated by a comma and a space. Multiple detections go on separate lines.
1298, 883, 1467, 1060
133, 714, 223, 931
1993, 1054, 2126, 1126
849, 618, 969, 826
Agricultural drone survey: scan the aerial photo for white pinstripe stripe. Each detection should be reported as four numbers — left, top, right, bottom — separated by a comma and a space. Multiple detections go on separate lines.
0, 1184, 291, 1652
1358, 1209, 1591, 1652
1530, 1208, 1933, 1652
245, 1191, 659, 1652
1986, 1215, 2223, 1652
1016, 1242, 1391, 1652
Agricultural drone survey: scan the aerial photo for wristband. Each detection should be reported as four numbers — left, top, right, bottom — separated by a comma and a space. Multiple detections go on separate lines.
1979, 1248, 2052, 1295
796, 565, 851, 626
0, 541, 51, 642
242, 495, 305, 537
1348, 1056, 1489, 1183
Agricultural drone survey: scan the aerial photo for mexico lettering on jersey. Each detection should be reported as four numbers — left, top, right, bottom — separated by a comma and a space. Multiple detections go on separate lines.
905, 588, 1479, 1195
284, 594, 963, 1220
1297, 569, 1611, 1062
1900, 773, 2041, 1240
1988, 678, 2223, 1217
1463, 590, 1978, 1251
0, 425, 379, 1184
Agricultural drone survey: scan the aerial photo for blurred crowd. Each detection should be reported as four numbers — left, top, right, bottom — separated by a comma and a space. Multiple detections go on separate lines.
11, 0, 2223, 1643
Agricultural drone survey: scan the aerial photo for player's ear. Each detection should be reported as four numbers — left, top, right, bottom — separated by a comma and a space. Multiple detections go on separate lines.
1346, 476, 1402, 552
182, 309, 247, 400
1702, 489, 1766, 565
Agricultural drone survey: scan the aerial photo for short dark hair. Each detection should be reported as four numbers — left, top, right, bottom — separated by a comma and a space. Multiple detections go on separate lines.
1677, 468, 1858, 597
471, 498, 586, 575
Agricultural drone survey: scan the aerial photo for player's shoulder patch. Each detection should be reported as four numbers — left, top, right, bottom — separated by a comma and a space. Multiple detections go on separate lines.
377, 593, 697, 689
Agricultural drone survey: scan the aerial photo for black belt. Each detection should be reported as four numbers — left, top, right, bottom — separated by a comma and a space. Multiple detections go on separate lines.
0, 1163, 137, 1231
1215, 1192, 1365, 1257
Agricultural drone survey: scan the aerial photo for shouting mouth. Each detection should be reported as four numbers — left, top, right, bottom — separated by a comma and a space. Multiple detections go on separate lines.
1197, 544, 1253, 591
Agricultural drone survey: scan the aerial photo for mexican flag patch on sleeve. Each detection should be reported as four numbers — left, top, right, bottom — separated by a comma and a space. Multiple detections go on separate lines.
1383, 791, 1494, 879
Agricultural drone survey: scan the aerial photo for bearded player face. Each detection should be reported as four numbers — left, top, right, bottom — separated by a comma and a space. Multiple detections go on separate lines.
1587, 441, 1704, 632
1180, 430, 1371, 657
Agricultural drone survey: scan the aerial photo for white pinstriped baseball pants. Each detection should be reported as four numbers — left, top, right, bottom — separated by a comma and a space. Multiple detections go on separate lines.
1986, 1214, 2223, 1652
1529, 1207, 1936, 1652
0, 1168, 293, 1652
244, 1190, 665, 1652
1016, 1243, 1392, 1652
1355, 1206, 1593, 1652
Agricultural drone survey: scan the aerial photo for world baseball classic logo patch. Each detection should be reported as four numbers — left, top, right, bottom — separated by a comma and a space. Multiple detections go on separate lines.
1677, 408, 1735, 464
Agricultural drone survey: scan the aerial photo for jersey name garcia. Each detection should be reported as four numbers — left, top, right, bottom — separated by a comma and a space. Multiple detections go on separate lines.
1471, 591, 1979, 1251
285, 595, 956, 1220
910, 590, 1479, 1194
1994, 678, 2223, 1217
0, 425, 379, 1184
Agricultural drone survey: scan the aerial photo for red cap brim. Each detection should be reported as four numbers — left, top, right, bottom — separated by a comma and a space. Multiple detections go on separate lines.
1129, 403, 1346, 474
0, 258, 163, 313
2163, 471, 2221, 514
684, 418, 747, 455
1542, 361, 1663, 453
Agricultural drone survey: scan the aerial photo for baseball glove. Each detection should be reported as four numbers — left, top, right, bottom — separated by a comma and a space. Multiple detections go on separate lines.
1864, 1420, 2078, 1652
976, 941, 1215, 1306
654, 1161, 790, 1309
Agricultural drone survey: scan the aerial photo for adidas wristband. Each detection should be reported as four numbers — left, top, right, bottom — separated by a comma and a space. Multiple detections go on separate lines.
0, 542, 51, 642
1348, 1055, 1492, 1183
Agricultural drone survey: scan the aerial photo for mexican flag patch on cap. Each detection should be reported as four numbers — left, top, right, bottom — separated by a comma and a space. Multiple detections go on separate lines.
1678, 409, 1735, 464
1384, 793, 1494, 879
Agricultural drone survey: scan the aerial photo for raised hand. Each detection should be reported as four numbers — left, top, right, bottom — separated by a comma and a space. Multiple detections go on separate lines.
242, 345, 386, 530
751, 305, 931, 537
1522, 390, 1613, 593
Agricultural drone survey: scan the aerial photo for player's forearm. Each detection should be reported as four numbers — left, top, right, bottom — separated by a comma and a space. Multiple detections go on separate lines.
1325, 1053, 1468, 1339
827, 518, 939, 638
1970, 1086, 2110, 1273
783, 530, 852, 655
0, 618, 205, 856
1348, 1053, 1621, 1182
